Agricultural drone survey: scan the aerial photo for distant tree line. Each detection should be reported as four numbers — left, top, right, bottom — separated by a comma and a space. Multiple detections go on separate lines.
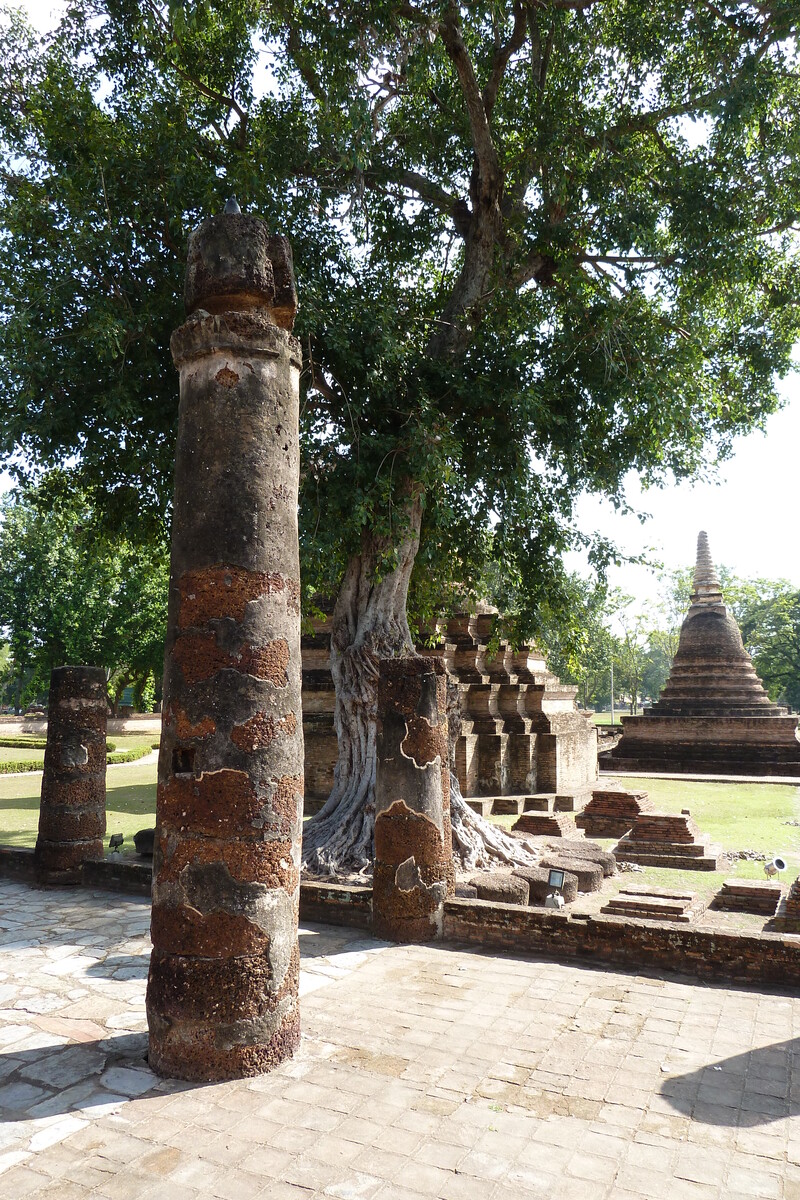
536, 569, 800, 715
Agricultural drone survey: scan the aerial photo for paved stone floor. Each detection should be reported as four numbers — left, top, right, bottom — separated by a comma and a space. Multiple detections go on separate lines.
0, 879, 799, 1199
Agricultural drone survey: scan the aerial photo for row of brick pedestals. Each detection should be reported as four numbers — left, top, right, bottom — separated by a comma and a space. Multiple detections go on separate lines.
301, 611, 598, 810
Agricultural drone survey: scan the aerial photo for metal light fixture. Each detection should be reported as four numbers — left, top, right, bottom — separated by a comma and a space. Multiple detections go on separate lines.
545, 867, 566, 910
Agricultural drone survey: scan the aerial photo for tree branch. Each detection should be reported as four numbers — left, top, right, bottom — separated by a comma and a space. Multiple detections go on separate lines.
483, 1, 527, 118
386, 169, 472, 237
439, 4, 501, 187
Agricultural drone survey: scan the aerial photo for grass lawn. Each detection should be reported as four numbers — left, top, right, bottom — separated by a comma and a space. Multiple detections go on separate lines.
0, 759, 157, 858
592, 712, 624, 727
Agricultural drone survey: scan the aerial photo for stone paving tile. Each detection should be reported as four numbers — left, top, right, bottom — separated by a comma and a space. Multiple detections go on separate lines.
1, 879, 799, 1198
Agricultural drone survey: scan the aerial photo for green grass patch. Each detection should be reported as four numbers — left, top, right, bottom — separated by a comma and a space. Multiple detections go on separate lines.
0, 746, 46, 764
0, 761, 157, 856
592, 712, 624, 727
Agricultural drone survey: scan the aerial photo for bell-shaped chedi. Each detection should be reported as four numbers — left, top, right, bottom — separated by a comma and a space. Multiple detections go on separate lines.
601, 531, 800, 777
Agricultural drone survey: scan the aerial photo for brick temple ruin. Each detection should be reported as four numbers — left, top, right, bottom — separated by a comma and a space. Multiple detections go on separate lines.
302, 609, 598, 812
602, 530, 800, 776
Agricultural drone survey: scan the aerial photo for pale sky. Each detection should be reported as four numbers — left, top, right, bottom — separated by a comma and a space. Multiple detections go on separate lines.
10, 0, 800, 606
569, 373, 800, 602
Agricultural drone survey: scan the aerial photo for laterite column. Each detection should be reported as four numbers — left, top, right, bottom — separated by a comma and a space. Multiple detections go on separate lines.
35, 665, 107, 883
373, 656, 454, 942
146, 207, 304, 1081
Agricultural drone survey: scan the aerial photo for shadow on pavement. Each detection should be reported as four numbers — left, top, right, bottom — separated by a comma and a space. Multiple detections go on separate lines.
661, 1039, 797, 1126
0, 1032, 177, 1122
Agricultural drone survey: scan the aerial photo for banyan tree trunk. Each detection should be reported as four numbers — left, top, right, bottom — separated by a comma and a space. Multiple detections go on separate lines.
301, 503, 421, 875
301, 498, 536, 877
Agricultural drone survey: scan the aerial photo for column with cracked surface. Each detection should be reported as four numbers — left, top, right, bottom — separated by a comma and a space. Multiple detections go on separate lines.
373, 656, 454, 942
146, 210, 304, 1081
35, 666, 107, 883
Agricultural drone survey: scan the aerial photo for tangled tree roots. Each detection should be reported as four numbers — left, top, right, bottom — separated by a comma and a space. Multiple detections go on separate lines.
448, 775, 537, 873
301, 771, 537, 879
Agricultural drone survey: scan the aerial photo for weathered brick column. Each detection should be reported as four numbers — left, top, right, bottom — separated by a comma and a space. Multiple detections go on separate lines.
146, 208, 304, 1081
35, 666, 107, 883
373, 656, 454, 942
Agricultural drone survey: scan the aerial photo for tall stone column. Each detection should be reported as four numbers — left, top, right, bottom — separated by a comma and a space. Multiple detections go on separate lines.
35, 666, 107, 883
373, 656, 454, 942
146, 207, 304, 1082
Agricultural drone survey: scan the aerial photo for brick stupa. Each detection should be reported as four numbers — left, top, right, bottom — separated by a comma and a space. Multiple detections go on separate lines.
601, 531, 800, 777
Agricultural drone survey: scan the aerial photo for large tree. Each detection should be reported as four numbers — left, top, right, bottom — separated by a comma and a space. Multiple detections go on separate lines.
1, 1, 799, 869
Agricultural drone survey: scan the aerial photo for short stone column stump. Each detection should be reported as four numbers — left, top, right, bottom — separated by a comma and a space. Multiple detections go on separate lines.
373, 656, 454, 942
35, 665, 107, 883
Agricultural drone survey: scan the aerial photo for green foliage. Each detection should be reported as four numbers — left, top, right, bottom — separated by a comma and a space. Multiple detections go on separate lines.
0, 2, 798, 631
0, 476, 169, 701
739, 589, 800, 710
106, 747, 152, 764
0, 759, 42, 773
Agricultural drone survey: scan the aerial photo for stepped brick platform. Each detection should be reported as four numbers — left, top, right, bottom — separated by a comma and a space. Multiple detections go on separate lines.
512, 864, 579, 905
512, 812, 580, 838
465, 797, 494, 817
631, 812, 702, 843
602, 885, 703, 924
538, 854, 604, 892
614, 809, 721, 870
772, 876, 800, 932
713, 878, 783, 916
601, 532, 800, 778
576, 787, 653, 837
489, 795, 527, 816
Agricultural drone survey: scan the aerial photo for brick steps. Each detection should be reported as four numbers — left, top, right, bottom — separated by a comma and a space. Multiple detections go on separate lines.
576, 787, 652, 838
512, 813, 580, 839
613, 809, 722, 871
613, 840, 722, 871
615, 836, 710, 857
713, 879, 783, 916
602, 886, 703, 923
630, 812, 702, 844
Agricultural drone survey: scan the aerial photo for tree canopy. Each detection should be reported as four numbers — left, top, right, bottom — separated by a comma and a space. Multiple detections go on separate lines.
1, 0, 798, 629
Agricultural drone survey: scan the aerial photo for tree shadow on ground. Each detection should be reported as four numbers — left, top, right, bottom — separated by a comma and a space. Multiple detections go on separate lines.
0, 1032, 174, 1122
661, 1040, 798, 1126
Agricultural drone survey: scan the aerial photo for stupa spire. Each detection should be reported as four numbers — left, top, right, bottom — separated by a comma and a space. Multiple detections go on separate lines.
691, 530, 723, 606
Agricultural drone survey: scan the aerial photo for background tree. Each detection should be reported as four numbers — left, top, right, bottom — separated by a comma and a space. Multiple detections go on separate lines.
0, 477, 169, 707
533, 574, 616, 709
1, 2, 799, 869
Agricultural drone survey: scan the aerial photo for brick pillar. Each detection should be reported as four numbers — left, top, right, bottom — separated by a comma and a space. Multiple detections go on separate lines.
35, 666, 107, 883
373, 656, 454, 942
146, 208, 304, 1081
